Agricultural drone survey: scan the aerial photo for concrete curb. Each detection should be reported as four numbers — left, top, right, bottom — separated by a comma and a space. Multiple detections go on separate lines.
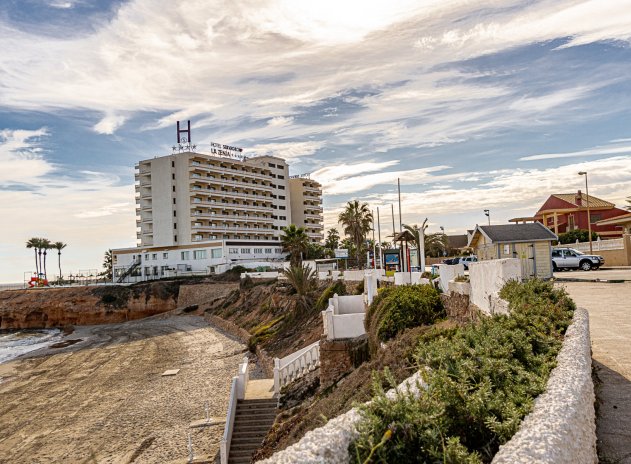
492, 308, 597, 464
258, 372, 426, 464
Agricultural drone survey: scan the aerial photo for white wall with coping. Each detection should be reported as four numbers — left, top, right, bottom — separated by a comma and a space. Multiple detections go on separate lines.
258, 371, 427, 464
342, 270, 365, 281
492, 308, 596, 464
448, 280, 471, 296
241, 272, 279, 279
263, 309, 596, 464
469, 258, 522, 315
394, 272, 428, 285
438, 263, 465, 293
331, 294, 365, 314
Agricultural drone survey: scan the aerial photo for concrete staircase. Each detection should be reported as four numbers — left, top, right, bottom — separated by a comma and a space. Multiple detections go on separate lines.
228, 398, 277, 464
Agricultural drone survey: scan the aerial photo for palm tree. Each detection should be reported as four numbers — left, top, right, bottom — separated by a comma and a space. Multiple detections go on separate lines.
425, 233, 449, 257
338, 200, 373, 268
626, 195, 631, 211
26, 238, 40, 277
402, 221, 427, 250
53, 242, 67, 281
281, 224, 310, 267
282, 264, 318, 313
40, 238, 52, 280
325, 228, 340, 251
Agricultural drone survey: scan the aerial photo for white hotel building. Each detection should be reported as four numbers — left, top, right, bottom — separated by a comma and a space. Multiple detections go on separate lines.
112, 149, 323, 282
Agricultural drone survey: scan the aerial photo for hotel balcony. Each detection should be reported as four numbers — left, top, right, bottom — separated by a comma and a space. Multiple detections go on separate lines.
189, 188, 273, 203
191, 212, 273, 223
190, 199, 272, 212
191, 224, 275, 234
189, 162, 272, 182
190, 174, 273, 192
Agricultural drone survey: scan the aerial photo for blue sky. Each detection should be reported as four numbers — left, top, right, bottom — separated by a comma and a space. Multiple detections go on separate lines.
1, 0, 631, 282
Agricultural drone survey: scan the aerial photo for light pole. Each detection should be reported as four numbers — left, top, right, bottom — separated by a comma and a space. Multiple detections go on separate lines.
578, 171, 593, 254
440, 226, 447, 257
484, 209, 490, 226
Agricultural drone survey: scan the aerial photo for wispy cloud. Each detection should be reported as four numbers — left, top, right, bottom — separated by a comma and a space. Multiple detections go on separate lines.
520, 141, 631, 161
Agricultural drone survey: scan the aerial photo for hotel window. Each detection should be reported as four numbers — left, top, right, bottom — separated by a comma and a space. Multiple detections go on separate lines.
279, 206, 286, 210
172, 173, 175, 180
229, 248, 238, 254
211, 248, 222, 258
181, 251, 190, 260
268, 163, 276, 168
279, 216, 286, 220
144, 253, 149, 260
152, 253, 157, 260
193, 250, 207, 260
174, 235, 177, 242
278, 175, 284, 179
254, 248, 263, 254
171, 161, 175, 168
279, 195, 285, 200
265, 248, 272, 254
163, 253, 168, 259
240, 248, 251, 254
278, 185, 285, 190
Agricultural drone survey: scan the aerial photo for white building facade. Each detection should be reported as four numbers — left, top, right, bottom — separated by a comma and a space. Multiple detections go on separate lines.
114, 148, 323, 282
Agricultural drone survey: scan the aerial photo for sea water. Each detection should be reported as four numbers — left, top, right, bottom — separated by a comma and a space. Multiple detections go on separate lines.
0, 329, 62, 365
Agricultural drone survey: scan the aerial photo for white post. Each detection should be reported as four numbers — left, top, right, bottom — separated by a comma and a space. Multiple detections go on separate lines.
420, 226, 426, 273
273, 357, 281, 394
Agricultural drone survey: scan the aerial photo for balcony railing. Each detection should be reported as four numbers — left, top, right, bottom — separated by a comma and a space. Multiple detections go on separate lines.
191, 225, 275, 233
191, 212, 273, 222
190, 188, 273, 202
189, 163, 272, 181
190, 200, 272, 212
190, 176, 273, 192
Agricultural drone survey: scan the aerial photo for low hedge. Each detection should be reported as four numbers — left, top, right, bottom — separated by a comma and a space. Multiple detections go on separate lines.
351, 279, 575, 463
365, 284, 444, 352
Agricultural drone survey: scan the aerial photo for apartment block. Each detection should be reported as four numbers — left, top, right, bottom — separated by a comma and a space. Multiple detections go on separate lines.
289, 176, 324, 243
116, 148, 323, 282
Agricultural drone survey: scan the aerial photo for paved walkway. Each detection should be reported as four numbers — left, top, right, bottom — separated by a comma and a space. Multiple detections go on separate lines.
554, 268, 631, 282
244, 379, 275, 400
558, 281, 631, 463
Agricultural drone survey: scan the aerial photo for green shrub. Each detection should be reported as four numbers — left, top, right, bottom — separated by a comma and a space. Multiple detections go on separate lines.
315, 280, 347, 311
355, 279, 365, 295
365, 284, 444, 350
351, 280, 575, 463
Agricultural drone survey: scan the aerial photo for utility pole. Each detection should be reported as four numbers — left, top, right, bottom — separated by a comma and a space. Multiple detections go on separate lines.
377, 207, 383, 269
484, 209, 490, 226
372, 210, 376, 270
397, 178, 403, 232
578, 171, 593, 254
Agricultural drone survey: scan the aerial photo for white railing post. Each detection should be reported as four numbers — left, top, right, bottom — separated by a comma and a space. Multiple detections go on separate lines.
220, 376, 239, 464
273, 357, 281, 394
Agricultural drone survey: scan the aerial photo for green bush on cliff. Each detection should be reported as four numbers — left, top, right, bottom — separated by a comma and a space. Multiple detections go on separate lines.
365, 284, 444, 350
315, 280, 347, 311
350, 280, 575, 463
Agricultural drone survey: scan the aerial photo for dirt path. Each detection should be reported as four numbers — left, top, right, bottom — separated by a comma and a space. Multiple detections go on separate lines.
0, 314, 245, 463
557, 281, 631, 463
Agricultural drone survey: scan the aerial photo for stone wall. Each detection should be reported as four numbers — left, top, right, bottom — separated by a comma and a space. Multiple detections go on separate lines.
441, 292, 477, 323
319, 336, 369, 387
492, 308, 596, 463
177, 282, 239, 309
469, 258, 522, 315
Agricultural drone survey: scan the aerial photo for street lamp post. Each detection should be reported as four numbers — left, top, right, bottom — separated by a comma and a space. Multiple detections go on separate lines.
484, 209, 490, 226
578, 171, 593, 254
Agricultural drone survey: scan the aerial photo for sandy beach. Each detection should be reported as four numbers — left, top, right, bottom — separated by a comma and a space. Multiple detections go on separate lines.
0, 313, 246, 463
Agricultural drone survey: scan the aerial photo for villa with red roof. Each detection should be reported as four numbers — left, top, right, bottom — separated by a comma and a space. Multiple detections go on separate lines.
510, 190, 629, 238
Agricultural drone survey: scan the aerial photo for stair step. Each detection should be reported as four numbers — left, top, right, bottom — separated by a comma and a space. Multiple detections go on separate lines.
228, 449, 256, 458
238, 398, 278, 404
232, 430, 268, 438
231, 424, 273, 432
237, 404, 277, 411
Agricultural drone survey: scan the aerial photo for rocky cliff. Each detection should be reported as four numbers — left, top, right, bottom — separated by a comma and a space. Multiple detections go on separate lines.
0, 280, 238, 329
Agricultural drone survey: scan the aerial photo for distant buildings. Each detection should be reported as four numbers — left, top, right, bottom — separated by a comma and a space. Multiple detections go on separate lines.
112, 139, 323, 282
510, 190, 629, 238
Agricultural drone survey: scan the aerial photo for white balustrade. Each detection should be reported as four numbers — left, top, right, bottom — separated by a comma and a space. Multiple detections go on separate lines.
273, 341, 320, 394
220, 357, 249, 464
573, 238, 623, 252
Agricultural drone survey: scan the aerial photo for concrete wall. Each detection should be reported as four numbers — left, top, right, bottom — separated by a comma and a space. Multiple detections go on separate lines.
322, 310, 366, 340
469, 258, 522, 315
492, 308, 596, 463
343, 270, 365, 282
258, 371, 426, 464
438, 264, 465, 292
331, 294, 365, 315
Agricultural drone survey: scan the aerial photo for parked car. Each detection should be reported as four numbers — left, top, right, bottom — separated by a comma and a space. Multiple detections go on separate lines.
551, 247, 604, 271
460, 255, 478, 270
442, 257, 461, 265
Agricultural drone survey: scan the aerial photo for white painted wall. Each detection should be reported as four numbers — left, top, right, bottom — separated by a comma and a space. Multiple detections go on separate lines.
394, 272, 427, 285
322, 310, 365, 340
331, 294, 365, 314
343, 270, 365, 281
438, 264, 465, 293
468, 258, 522, 315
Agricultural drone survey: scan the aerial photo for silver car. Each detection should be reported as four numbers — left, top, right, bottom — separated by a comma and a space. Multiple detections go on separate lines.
551, 247, 604, 271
